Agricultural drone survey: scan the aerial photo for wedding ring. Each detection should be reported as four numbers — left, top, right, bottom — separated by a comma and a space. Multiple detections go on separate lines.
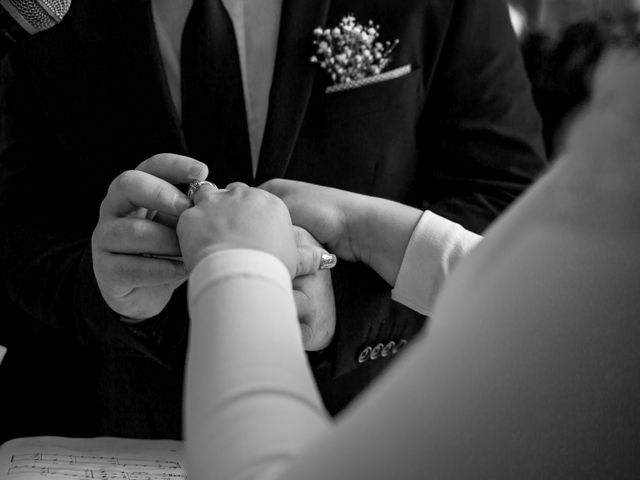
187, 180, 217, 202
319, 252, 338, 270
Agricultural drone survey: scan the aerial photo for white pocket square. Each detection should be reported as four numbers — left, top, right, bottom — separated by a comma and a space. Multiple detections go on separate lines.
325, 64, 412, 94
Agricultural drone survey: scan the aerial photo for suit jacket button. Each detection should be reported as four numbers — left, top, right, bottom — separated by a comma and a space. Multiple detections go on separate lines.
393, 339, 408, 354
370, 343, 384, 360
358, 346, 372, 364
381, 341, 395, 357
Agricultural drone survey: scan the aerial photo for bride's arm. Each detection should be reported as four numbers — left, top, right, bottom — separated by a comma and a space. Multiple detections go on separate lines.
185, 249, 330, 480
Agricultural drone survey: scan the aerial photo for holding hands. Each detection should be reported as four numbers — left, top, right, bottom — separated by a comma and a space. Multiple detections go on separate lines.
176, 182, 298, 275
92, 159, 421, 349
177, 182, 336, 351
261, 179, 423, 287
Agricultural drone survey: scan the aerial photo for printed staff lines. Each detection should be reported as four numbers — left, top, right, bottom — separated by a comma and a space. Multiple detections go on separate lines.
7, 453, 185, 480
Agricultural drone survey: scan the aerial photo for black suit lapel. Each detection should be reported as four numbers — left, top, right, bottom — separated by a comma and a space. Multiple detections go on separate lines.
109, 0, 186, 155
255, 0, 332, 184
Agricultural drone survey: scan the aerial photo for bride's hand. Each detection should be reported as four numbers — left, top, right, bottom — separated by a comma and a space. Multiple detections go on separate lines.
261, 179, 422, 286
260, 179, 366, 263
177, 182, 298, 275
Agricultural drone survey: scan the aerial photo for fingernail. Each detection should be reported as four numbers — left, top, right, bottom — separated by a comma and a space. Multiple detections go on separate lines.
189, 163, 206, 180
319, 253, 337, 270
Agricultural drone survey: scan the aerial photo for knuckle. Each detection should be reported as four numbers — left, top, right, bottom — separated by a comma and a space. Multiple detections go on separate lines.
114, 170, 139, 191
262, 178, 283, 192
149, 153, 165, 164
313, 331, 333, 351
114, 259, 136, 282
126, 219, 149, 242
260, 178, 277, 193
145, 153, 171, 170
98, 197, 110, 217
91, 222, 110, 248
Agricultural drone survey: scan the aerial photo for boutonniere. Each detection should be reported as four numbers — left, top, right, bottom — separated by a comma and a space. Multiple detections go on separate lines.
310, 15, 400, 92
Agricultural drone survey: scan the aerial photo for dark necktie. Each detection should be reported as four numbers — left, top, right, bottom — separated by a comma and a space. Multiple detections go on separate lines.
181, 0, 253, 186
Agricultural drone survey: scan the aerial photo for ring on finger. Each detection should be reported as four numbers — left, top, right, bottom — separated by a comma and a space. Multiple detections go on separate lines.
187, 180, 217, 203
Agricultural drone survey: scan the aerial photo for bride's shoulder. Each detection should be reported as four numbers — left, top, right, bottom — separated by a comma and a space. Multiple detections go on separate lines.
560, 48, 640, 190
590, 48, 640, 124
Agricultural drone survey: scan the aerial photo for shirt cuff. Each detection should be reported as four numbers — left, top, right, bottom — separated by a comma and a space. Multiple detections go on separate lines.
391, 211, 482, 316
189, 249, 292, 306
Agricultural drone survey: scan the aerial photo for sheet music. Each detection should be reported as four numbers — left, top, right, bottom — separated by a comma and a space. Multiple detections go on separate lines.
0, 437, 185, 480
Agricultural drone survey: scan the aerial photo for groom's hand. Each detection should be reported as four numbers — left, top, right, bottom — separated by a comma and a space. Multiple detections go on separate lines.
91, 154, 208, 320
293, 227, 336, 351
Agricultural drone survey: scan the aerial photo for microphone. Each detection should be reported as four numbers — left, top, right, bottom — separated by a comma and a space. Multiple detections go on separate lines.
0, 0, 71, 57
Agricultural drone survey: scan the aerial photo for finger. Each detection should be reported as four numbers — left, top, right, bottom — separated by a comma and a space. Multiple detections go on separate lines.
259, 178, 308, 197
292, 289, 334, 351
293, 225, 314, 246
101, 253, 187, 291
103, 170, 192, 217
126, 207, 152, 220
296, 245, 328, 276
225, 182, 249, 190
150, 210, 179, 228
191, 180, 220, 205
95, 217, 181, 256
136, 153, 209, 184
292, 290, 314, 347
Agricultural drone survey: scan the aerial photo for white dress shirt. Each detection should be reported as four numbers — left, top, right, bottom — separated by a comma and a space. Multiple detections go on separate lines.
151, 0, 282, 172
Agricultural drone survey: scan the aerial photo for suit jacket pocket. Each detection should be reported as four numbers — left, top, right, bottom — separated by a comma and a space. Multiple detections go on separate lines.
319, 65, 422, 120
326, 64, 413, 93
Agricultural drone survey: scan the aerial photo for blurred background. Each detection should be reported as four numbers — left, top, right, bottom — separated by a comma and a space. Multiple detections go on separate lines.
510, 0, 640, 157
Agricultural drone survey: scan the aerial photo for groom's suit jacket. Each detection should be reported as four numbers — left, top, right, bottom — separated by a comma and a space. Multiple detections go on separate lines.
0, 0, 545, 436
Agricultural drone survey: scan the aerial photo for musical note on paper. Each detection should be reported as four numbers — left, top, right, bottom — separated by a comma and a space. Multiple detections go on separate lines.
0, 437, 185, 480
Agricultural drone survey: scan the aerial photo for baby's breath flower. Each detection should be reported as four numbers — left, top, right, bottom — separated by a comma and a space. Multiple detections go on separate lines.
310, 15, 399, 85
